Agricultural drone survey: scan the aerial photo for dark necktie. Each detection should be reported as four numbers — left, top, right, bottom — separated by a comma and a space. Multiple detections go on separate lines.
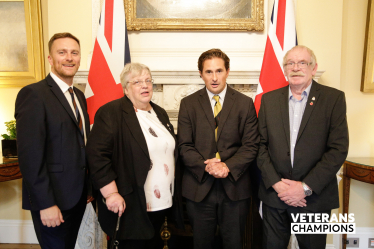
68, 87, 84, 137
213, 95, 222, 159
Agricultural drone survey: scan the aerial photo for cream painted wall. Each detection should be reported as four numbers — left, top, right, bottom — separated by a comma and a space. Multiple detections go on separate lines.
341, 0, 374, 229
1, 2, 373, 246
0, 88, 31, 220
342, 0, 374, 158
296, 1, 344, 90
44, 0, 92, 71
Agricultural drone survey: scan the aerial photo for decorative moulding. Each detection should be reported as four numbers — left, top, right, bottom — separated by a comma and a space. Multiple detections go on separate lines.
74, 70, 324, 86
129, 48, 265, 58
75, 69, 324, 122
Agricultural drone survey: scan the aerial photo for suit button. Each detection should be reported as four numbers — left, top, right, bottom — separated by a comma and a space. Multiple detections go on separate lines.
82, 167, 86, 170
289, 170, 292, 175
287, 152, 290, 156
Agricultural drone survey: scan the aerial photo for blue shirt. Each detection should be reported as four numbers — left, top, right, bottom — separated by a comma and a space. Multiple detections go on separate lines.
289, 82, 312, 166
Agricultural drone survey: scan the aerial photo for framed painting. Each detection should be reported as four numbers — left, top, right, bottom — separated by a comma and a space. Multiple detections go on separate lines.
362, 0, 374, 92
124, 0, 264, 31
0, 0, 45, 88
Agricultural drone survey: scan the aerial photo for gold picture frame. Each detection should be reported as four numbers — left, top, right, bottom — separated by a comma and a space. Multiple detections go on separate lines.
125, 0, 264, 31
0, 0, 45, 88
362, 0, 374, 92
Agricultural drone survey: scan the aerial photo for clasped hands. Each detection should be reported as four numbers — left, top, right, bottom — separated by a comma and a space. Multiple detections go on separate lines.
204, 158, 230, 178
273, 178, 307, 207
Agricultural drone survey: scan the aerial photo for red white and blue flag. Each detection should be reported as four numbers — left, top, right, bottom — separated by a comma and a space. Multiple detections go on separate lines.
85, 0, 131, 125
254, 0, 297, 115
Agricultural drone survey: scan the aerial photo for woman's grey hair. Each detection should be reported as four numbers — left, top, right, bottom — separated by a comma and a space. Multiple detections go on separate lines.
120, 62, 152, 89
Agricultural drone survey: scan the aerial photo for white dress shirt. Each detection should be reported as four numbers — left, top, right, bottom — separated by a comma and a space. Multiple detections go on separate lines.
50, 72, 87, 144
206, 83, 228, 113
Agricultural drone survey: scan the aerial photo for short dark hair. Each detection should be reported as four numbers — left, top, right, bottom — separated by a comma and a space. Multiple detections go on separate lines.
48, 33, 80, 53
198, 48, 230, 72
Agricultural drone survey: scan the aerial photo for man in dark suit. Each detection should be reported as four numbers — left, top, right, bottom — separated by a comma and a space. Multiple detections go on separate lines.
178, 48, 259, 249
257, 45, 349, 249
15, 33, 90, 249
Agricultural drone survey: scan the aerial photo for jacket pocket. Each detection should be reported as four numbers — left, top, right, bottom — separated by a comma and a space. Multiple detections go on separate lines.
47, 163, 63, 172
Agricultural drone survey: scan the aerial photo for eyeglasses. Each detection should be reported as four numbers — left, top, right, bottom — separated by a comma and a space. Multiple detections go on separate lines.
284, 61, 312, 69
127, 79, 154, 87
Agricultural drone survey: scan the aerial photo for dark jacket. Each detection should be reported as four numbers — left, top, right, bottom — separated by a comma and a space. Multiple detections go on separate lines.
15, 74, 90, 211
86, 96, 184, 240
257, 81, 349, 211
178, 86, 260, 202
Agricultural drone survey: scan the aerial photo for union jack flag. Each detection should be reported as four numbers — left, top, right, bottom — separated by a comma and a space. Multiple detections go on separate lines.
254, 0, 297, 115
85, 0, 131, 125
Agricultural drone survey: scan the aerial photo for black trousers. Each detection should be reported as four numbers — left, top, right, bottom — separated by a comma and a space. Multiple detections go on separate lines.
262, 203, 331, 249
31, 191, 87, 249
186, 179, 250, 249
109, 208, 170, 249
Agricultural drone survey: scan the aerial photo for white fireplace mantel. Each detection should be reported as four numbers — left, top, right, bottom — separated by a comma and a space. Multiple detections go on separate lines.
74, 69, 324, 125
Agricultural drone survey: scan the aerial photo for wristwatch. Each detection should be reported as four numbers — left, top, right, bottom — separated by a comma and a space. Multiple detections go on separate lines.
302, 182, 312, 196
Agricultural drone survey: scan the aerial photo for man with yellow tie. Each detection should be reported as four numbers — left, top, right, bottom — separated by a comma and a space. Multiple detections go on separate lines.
178, 48, 260, 249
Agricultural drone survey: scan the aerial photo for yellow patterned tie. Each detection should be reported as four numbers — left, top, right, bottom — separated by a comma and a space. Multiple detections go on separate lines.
213, 95, 222, 159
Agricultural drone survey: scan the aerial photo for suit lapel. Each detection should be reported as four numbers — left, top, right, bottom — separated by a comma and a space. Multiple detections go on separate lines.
152, 105, 175, 140
47, 74, 81, 130
296, 81, 320, 142
152, 104, 178, 161
121, 96, 150, 159
279, 87, 291, 148
217, 86, 235, 140
198, 88, 216, 131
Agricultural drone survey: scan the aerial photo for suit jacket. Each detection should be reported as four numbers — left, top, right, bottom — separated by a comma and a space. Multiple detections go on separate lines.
177, 86, 259, 202
15, 74, 90, 211
86, 96, 184, 240
257, 81, 349, 212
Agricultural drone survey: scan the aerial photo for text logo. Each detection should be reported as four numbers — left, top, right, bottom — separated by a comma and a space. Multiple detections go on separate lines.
291, 213, 356, 234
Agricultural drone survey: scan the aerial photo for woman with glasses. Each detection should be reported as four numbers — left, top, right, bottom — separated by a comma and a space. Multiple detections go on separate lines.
87, 62, 184, 249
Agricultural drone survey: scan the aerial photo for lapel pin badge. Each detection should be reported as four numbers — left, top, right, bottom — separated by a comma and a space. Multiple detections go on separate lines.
312, 97, 315, 101
310, 102, 314, 106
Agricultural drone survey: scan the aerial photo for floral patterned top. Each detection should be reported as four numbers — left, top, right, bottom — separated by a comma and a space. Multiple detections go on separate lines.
136, 108, 175, 212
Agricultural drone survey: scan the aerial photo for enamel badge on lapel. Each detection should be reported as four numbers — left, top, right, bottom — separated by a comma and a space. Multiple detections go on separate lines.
310, 96, 315, 106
